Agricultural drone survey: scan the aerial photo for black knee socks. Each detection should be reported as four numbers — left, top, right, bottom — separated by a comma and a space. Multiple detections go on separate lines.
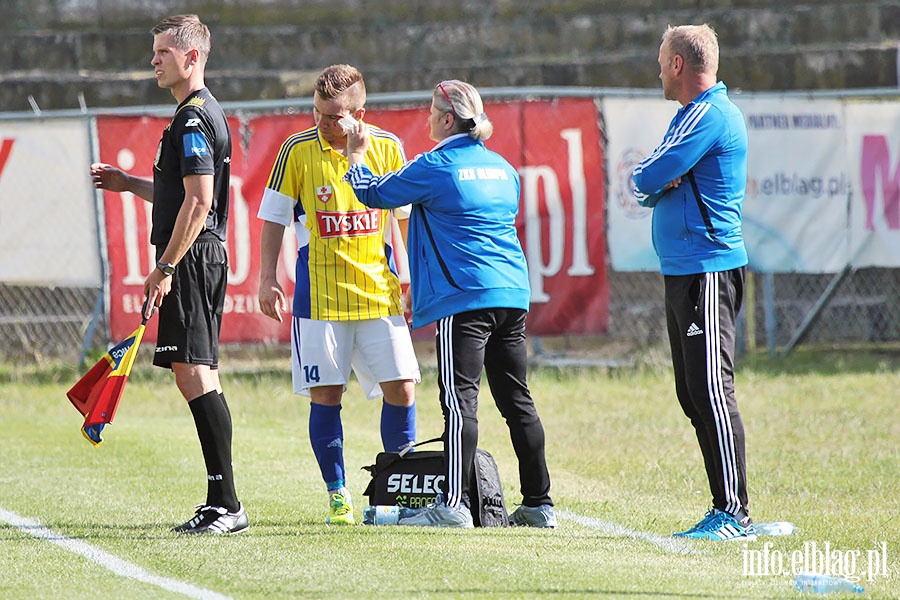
189, 390, 239, 512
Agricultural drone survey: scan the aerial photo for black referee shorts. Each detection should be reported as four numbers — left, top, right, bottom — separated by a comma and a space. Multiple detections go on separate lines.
153, 233, 227, 370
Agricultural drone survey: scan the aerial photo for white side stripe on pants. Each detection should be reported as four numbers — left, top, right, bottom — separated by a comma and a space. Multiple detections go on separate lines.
437, 315, 464, 508
703, 272, 740, 515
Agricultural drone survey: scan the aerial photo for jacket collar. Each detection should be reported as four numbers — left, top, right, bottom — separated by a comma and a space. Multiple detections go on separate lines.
431, 133, 475, 152
688, 81, 727, 107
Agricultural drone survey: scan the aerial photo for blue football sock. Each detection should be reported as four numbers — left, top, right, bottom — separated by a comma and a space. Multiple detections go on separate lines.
380, 399, 416, 452
309, 403, 345, 487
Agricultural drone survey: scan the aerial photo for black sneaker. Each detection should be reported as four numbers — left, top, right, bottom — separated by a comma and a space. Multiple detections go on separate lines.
173, 504, 249, 535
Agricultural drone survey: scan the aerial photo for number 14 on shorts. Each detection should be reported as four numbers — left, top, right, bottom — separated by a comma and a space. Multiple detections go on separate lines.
303, 365, 320, 383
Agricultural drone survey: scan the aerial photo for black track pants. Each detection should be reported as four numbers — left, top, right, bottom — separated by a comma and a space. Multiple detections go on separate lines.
664, 267, 749, 517
435, 308, 553, 509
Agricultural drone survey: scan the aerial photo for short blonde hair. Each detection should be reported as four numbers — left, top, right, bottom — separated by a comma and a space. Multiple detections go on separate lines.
663, 24, 719, 75
433, 80, 493, 141
152, 14, 211, 60
315, 64, 366, 111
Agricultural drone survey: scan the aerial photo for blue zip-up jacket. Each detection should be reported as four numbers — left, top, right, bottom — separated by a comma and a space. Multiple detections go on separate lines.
632, 82, 749, 275
346, 134, 530, 329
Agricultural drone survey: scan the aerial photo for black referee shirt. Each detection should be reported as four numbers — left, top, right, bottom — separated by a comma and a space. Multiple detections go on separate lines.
151, 87, 231, 246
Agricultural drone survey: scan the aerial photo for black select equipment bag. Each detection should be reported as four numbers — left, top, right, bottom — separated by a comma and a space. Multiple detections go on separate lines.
362, 437, 509, 527
362, 442, 444, 511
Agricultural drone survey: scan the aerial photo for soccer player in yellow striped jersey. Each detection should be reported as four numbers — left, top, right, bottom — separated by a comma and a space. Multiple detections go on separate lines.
257, 64, 419, 525
263, 117, 406, 320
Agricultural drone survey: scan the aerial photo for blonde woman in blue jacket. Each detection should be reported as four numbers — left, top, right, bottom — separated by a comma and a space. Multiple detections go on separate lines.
345, 80, 555, 528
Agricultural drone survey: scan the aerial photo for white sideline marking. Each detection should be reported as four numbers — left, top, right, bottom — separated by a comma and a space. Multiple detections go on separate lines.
0, 507, 232, 600
557, 509, 699, 555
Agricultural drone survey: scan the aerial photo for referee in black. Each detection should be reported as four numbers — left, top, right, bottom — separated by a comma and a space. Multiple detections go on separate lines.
90, 14, 247, 535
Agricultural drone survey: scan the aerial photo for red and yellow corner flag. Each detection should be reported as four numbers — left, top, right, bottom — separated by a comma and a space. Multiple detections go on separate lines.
67, 313, 148, 447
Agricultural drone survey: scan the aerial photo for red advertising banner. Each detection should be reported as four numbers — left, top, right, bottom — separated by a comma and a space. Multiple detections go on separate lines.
97, 98, 608, 343
96, 114, 285, 344
519, 99, 607, 334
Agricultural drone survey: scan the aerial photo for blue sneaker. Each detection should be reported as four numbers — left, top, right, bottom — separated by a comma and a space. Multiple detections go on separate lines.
673, 509, 757, 541
673, 509, 718, 535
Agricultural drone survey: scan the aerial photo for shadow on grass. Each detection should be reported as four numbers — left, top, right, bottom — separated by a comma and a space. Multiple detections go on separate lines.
737, 344, 900, 376
387, 589, 760, 599
2, 518, 689, 542
4, 516, 530, 540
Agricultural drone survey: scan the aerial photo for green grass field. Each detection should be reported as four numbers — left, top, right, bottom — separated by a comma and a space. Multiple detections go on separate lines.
1, 345, 898, 599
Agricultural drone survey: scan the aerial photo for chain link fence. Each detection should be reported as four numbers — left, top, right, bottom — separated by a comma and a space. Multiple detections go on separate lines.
0, 284, 104, 365
755, 268, 900, 350
3, 90, 900, 366
602, 268, 900, 357
5, 268, 898, 366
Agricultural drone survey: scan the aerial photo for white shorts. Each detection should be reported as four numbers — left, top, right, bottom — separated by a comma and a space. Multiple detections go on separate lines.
291, 315, 420, 399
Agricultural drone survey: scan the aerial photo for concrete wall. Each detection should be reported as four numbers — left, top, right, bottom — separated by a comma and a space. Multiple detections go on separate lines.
1, 0, 898, 112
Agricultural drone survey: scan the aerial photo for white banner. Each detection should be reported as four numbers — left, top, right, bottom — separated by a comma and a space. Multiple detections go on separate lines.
0, 119, 101, 286
845, 101, 900, 267
602, 96, 672, 272
604, 94, 854, 273
740, 96, 850, 273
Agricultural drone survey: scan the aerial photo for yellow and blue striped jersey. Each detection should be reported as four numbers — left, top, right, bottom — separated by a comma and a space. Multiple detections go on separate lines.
258, 124, 407, 321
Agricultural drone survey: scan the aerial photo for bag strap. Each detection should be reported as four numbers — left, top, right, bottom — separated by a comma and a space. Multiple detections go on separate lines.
366, 436, 442, 475
398, 436, 442, 457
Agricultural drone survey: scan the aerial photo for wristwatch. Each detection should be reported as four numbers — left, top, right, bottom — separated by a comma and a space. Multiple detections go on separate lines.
156, 261, 176, 276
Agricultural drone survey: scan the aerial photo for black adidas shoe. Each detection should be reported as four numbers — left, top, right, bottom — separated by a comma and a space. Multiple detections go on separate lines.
173, 503, 249, 535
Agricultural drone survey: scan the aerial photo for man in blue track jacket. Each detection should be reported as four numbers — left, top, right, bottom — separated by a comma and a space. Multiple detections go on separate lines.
345, 80, 555, 529
633, 24, 756, 541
